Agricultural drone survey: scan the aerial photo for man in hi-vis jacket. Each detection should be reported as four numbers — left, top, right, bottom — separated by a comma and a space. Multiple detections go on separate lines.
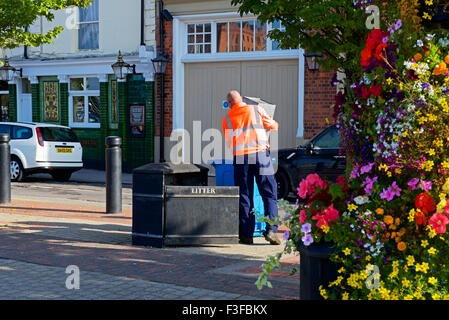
222, 90, 281, 245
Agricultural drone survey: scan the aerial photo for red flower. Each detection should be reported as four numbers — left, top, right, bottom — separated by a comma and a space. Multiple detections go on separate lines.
415, 193, 436, 215
369, 84, 383, 97
361, 85, 371, 99
428, 212, 449, 234
415, 211, 427, 226
312, 213, 328, 228
360, 29, 389, 67
323, 203, 339, 222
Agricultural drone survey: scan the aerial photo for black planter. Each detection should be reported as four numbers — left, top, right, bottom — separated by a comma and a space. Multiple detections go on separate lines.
298, 241, 339, 300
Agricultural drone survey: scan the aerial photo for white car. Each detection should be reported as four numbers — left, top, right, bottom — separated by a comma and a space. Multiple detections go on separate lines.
0, 122, 83, 182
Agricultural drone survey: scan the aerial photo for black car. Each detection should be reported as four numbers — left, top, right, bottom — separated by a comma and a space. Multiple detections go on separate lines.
274, 125, 346, 199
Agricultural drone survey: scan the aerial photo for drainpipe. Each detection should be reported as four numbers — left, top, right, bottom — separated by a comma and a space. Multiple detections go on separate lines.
24, 27, 29, 59
141, 0, 145, 46
159, 0, 165, 162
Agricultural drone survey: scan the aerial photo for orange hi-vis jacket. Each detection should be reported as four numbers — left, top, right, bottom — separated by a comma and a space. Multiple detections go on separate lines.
222, 101, 279, 156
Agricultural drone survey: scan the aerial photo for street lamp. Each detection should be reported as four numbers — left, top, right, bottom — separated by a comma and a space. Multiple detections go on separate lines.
304, 52, 323, 72
151, 54, 169, 75
111, 51, 136, 80
152, 54, 169, 163
0, 57, 22, 81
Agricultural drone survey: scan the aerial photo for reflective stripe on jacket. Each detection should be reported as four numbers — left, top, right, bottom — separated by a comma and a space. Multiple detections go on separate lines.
222, 101, 278, 156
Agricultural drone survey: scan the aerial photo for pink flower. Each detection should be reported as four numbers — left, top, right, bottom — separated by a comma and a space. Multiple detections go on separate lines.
429, 212, 449, 234
363, 176, 378, 195
420, 180, 432, 192
299, 209, 307, 224
360, 163, 375, 175
350, 164, 360, 179
407, 178, 420, 190
380, 181, 401, 201
323, 204, 339, 222
296, 174, 326, 199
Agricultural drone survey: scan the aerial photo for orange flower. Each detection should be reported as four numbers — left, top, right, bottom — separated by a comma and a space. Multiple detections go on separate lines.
384, 215, 394, 225
371, 235, 377, 243
376, 208, 384, 215
397, 242, 407, 251
391, 232, 397, 238
434, 62, 449, 76
414, 53, 422, 61
395, 218, 401, 225
445, 55, 449, 64
395, 237, 400, 243
398, 228, 406, 237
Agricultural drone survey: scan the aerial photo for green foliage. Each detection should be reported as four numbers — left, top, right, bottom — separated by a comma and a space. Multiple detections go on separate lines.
231, 0, 367, 74
0, 0, 91, 49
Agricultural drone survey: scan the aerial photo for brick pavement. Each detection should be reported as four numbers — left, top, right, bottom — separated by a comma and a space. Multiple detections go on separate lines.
0, 199, 300, 300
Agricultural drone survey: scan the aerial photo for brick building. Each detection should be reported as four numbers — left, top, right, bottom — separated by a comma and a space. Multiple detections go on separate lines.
153, 0, 336, 164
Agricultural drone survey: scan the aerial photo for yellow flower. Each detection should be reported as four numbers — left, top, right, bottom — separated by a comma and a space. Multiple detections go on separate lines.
342, 292, 349, 300
402, 278, 411, 287
416, 262, 429, 273
402, 131, 408, 138
408, 209, 416, 222
338, 267, 346, 274
439, 193, 446, 201
343, 248, 351, 256
406, 255, 415, 266
435, 139, 443, 148
421, 240, 429, 248
386, 77, 393, 85
425, 0, 433, 5
387, 171, 392, 177
319, 285, 328, 300
429, 149, 436, 156
432, 294, 441, 300
428, 277, 438, 285
347, 203, 358, 212
428, 247, 437, 255
378, 163, 388, 172
321, 225, 330, 233
404, 294, 414, 300
443, 161, 449, 169
366, 255, 371, 261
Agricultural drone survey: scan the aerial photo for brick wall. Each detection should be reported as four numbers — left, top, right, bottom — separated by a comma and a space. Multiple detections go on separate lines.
303, 68, 335, 139
155, 17, 173, 138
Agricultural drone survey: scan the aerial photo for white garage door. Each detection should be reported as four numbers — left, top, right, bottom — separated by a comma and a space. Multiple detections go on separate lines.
184, 59, 299, 163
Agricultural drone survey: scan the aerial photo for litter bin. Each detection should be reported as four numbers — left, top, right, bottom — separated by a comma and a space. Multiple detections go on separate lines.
132, 163, 239, 247
211, 160, 266, 237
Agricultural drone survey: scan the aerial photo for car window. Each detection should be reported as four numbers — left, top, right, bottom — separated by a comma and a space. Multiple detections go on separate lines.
39, 127, 79, 142
0, 124, 11, 136
11, 126, 32, 140
313, 127, 340, 148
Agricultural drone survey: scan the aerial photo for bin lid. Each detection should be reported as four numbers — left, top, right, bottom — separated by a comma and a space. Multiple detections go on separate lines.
133, 162, 209, 175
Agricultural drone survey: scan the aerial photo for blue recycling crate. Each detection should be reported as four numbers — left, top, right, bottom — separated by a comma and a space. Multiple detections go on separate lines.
211, 160, 266, 237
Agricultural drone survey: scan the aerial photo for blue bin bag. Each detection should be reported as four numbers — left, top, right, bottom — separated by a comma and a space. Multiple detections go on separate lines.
211, 160, 266, 237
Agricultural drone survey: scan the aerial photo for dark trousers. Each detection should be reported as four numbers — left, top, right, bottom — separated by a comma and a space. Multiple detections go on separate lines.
233, 150, 278, 239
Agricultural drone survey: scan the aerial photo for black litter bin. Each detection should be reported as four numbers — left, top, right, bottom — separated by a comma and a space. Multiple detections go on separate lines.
132, 163, 240, 247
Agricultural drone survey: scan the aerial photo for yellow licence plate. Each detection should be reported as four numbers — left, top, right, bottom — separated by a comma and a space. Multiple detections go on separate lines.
56, 148, 73, 153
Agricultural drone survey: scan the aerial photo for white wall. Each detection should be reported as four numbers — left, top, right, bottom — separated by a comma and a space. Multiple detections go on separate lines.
4, 0, 143, 59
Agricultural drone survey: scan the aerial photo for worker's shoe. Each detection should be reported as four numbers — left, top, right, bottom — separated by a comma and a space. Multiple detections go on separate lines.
239, 235, 253, 245
264, 230, 281, 245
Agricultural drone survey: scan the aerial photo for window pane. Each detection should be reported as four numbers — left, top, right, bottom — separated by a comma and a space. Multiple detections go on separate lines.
196, 34, 203, 43
196, 44, 203, 54
314, 127, 340, 148
0, 125, 10, 135
188, 35, 194, 44
188, 45, 195, 54
205, 23, 211, 32
196, 24, 203, 33
79, 23, 99, 50
39, 127, 79, 142
88, 96, 100, 123
241, 21, 254, 52
22, 78, 31, 94
229, 22, 241, 52
70, 78, 84, 91
73, 96, 85, 123
87, 77, 99, 90
204, 44, 211, 53
12, 126, 32, 140
188, 24, 195, 33
79, 0, 99, 22
205, 33, 211, 43
0, 94, 9, 122
217, 23, 228, 53
255, 21, 267, 51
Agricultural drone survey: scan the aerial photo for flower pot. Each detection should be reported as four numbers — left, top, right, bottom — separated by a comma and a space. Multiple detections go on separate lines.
298, 241, 339, 300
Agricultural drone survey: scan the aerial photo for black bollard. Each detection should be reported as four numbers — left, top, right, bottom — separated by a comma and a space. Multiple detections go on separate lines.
106, 136, 122, 214
0, 134, 11, 204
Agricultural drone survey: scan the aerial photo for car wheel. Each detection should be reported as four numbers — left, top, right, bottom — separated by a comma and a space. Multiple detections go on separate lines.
275, 170, 290, 200
10, 157, 24, 182
51, 170, 73, 182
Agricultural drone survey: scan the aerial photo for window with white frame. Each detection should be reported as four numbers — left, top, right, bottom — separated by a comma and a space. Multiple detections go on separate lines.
79, 0, 99, 50
69, 77, 101, 128
186, 19, 285, 55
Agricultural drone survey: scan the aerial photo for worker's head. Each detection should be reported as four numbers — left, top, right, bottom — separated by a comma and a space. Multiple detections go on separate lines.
226, 90, 242, 108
